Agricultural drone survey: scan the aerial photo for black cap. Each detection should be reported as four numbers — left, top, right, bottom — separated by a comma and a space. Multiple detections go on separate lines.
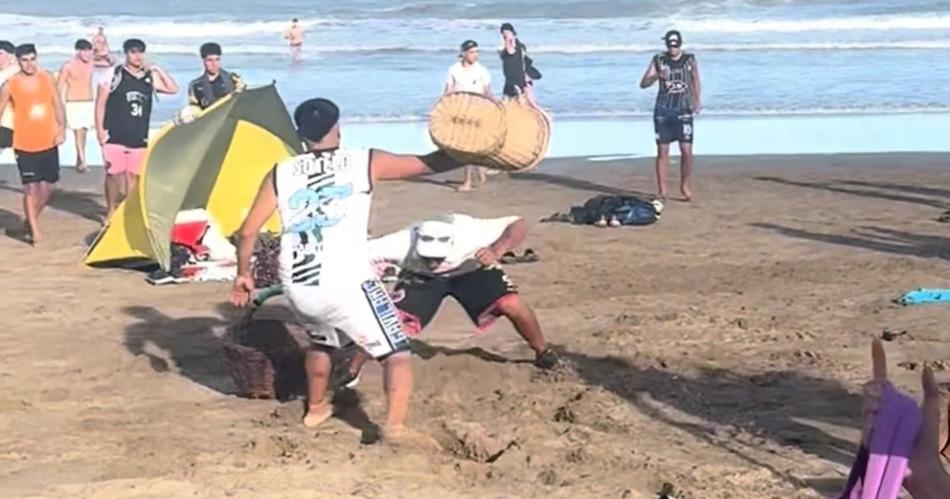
123, 38, 146, 53
460, 40, 478, 52
663, 30, 683, 48
200, 42, 222, 58
294, 98, 340, 142
0, 40, 14, 54
14, 43, 36, 58
75, 39, 93, 50
500, 22, 516, 34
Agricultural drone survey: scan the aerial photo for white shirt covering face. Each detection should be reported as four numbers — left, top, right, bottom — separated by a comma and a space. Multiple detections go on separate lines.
369, 214, 520, 277
445, 61, 491, 95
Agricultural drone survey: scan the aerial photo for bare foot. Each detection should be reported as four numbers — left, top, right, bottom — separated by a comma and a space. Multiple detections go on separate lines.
680, 186, 692, 202
381, 425, 442, 450
76, 163, 89, 174
302, 401, 332, 428
456, 183, 473, 192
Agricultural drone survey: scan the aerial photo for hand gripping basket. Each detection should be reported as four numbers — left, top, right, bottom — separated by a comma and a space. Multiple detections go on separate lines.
429, 93, 551, 172
220, 286, 309, 400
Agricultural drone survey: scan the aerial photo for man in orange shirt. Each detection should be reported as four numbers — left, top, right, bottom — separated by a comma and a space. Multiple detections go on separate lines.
0, 44, 66, 245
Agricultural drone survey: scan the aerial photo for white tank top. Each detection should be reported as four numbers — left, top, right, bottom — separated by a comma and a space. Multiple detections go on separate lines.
274, 148, 374, 286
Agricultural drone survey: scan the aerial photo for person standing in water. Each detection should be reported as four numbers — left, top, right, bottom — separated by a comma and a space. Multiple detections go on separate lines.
444, 40, 492, 192
96, 38, 178, 220
640, 30, 701, 202
0, 44, 66, 245
91, 26, 113, 66
57, 39, 96, 173
284, 18, 305, 62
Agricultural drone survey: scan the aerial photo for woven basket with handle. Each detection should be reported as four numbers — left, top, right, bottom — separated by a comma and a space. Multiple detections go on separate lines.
429, 92, 507, 157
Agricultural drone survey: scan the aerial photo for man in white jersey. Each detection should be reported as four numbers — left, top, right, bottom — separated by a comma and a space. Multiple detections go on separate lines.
444, 40, 492, 192
231, 98, 466, 443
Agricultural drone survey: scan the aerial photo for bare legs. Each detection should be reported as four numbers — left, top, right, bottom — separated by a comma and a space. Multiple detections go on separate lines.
21, 181, 54, 245
457, 166, 488, 192
655, 141, 693, 202
104, 172, 139, 221
74, 128, 88, 173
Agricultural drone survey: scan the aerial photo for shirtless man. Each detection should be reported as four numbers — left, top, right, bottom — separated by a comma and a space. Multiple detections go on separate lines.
91, 27, 113, 66
284, 18, 304, 62
57, 39, 95, 173
0, 41, 17, 156
231, 98, 471, 443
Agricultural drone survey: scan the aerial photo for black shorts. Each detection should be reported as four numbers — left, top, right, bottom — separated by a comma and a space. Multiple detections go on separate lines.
654, 110, 694, 145
391, 266, 518, 335
15, 147, 61, 185
0, 127, 12, 149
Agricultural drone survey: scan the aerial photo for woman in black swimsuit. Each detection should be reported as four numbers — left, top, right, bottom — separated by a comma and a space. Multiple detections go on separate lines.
499, 23, 540, 105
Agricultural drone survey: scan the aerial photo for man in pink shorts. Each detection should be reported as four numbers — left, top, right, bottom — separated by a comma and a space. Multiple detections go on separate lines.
95, 38, 178, 219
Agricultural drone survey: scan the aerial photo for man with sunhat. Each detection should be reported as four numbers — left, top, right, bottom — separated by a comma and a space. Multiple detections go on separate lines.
337, 212, 559, 388
229, 98, 470, 445
187, 42, 245, 112
444, 39, 492, 192
639, 29, 702, 202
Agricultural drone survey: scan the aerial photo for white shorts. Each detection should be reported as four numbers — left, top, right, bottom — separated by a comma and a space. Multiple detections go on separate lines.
66, 101, 95, 130
285, 279, 411, 360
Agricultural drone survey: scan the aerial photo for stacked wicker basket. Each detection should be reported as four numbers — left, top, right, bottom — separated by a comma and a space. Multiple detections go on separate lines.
428, 93, 551, 172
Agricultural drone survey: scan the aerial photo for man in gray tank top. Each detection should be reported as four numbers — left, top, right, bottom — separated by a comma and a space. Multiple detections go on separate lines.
639, 30, 702, 201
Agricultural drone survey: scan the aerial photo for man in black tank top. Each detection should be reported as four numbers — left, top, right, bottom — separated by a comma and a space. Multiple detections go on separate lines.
95, 38, 178, 219
639, 30, 702, 201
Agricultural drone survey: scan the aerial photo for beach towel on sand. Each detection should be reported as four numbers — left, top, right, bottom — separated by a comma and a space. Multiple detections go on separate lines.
542, 195, 661, 226
897, 288, 950, 306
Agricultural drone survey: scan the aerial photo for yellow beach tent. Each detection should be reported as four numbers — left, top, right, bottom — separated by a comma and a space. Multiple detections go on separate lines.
84, 84, 303, 270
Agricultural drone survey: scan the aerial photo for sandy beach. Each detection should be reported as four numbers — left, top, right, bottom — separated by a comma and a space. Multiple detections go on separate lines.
1, 153, 949, 498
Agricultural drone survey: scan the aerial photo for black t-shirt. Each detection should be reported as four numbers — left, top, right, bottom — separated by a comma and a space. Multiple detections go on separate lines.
654, 53, 697, 113
104, 66, 154, 148
500, 42, 527, 96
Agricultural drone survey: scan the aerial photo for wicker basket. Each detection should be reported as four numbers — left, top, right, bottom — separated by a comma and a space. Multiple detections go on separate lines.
220, 288, 309, 400
482, 99, 551, 172
429, 92, 507, 157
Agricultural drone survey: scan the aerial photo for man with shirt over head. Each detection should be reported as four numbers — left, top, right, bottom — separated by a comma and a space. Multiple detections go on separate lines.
640, 30, 702, 202
187, 42, 245, 112
0, 44, 66, 245
0, 41, 17, 156
338, 213, 559, 388
444, 39, 492, 192
96, 38, 178, 221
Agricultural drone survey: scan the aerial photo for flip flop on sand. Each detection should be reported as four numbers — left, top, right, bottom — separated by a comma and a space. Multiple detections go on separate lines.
500, 249, 540, 265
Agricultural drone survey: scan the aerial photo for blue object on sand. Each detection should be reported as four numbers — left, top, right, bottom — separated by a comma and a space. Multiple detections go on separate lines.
897, 289, 950, 306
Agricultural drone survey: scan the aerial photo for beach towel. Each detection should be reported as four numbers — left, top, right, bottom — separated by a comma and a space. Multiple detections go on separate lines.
543, 195, 661, 226
839, 383, 922, 499
896, 288, 950, 306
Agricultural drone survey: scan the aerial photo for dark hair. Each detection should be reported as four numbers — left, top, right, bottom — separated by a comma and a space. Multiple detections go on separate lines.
75, 39, 93, 51
200, 42, 222, 58
14, 43, 36, 58
292, 18, 299, 22
294, 98, 340, 142
0, 40, 14, 54
500, 22, 516, 35
122, 38, 146, 53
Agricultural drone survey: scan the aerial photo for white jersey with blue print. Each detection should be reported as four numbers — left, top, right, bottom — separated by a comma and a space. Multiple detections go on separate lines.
274, 148, 374, 286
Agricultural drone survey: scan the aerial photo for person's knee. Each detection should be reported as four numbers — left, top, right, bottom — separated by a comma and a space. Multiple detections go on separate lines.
656, 145, 671, 158
680, 144, 694, 158
497, 294, 529, 319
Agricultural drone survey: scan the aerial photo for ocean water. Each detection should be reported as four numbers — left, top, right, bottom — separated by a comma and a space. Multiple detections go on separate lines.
1, 0, 950, 160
